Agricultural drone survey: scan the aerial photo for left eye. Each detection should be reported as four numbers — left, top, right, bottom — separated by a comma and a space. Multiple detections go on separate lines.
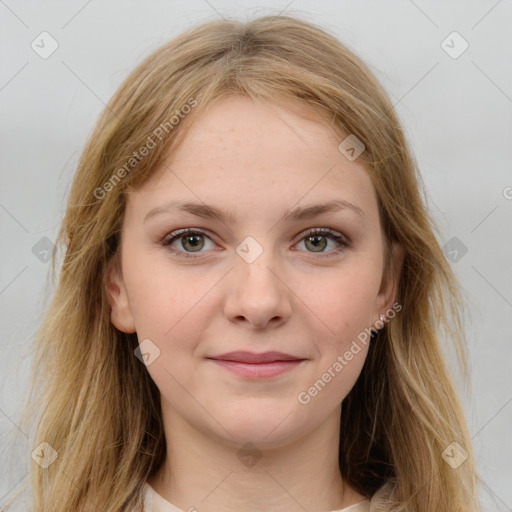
296, 228, 348, 255
160, 228, 348, 258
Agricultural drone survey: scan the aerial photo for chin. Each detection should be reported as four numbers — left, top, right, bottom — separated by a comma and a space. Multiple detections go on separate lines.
210, 407, 307, 450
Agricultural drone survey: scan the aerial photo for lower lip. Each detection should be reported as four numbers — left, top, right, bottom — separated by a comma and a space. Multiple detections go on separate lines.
210, 359, 304, 378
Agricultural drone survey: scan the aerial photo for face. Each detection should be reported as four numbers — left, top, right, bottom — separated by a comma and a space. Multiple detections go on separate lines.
107, 95, 402, 449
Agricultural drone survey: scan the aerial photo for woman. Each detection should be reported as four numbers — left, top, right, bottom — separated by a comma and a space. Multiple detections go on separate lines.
10, 14, 481, 511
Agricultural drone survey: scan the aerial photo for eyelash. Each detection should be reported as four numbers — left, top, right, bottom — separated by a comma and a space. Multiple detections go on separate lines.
160, 227, 349, 260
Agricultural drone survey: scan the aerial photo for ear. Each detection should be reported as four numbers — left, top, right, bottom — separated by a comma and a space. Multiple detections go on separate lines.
373, 241, 405, 324
105, 259, 136, 334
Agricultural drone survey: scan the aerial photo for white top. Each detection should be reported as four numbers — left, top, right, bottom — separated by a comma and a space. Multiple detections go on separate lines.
143, 482, 372, 511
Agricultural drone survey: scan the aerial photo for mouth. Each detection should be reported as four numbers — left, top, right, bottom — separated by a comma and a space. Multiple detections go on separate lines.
207, 351, 306, 379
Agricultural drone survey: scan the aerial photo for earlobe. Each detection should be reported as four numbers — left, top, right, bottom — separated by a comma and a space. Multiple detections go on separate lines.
375, 241, 405, 318
105, 261, 136, 334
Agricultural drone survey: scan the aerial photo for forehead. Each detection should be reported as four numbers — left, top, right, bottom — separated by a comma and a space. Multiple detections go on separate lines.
126, 95, 380, 228
170, 95, 343, 163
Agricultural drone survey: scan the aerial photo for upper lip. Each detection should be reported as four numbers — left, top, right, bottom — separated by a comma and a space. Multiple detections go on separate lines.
208, 351, 304, 363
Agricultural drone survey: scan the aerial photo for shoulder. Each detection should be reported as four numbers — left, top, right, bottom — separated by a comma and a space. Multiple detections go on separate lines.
142, 482, 153, 512
142, 482, 186, 512
368, 481, 396, 511
336, 482, 395, 512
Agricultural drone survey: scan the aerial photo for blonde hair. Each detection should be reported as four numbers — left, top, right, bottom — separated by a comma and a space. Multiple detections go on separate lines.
6, 14, 481, 511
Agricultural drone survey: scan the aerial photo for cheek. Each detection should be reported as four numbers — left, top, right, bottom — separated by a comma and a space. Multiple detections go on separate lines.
123, 250, 210, 340
300, 259, 382, 344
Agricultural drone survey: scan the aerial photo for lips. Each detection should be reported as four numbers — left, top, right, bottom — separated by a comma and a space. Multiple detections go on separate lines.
208, 351, 303, 364
207, 351, 305, 379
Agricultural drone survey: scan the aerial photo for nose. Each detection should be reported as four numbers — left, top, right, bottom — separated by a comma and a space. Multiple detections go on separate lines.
223, 246, 292, 330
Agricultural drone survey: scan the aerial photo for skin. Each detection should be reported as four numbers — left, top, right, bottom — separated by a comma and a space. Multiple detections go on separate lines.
107, 95, 404, 512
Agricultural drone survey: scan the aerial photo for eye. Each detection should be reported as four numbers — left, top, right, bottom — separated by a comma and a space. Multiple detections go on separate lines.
294, 228, 349, 258
160, 227, 349, 259
160, 228, 215, 258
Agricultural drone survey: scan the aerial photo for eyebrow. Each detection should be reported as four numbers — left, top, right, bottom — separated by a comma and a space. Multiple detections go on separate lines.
143, 199, 366, 225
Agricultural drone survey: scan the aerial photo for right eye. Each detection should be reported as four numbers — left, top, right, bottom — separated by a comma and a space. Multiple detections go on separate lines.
160, 228, 216, 258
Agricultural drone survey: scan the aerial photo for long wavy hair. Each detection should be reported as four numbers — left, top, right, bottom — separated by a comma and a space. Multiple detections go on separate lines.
6, 14, 481, 511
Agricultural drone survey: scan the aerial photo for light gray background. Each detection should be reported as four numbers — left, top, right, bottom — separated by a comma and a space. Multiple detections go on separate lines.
1, 1, 511, 510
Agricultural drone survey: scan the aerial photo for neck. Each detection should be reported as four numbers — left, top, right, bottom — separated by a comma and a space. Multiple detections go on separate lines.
148, 401, 366, 512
